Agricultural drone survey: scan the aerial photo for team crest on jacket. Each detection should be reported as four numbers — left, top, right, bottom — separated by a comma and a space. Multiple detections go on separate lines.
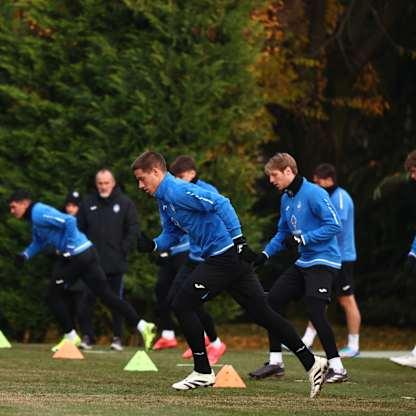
113, 204, 120, 213
290, 215, 297, 228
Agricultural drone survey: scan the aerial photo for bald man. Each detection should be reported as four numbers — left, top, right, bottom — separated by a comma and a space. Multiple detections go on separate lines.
78, 169, 140, 351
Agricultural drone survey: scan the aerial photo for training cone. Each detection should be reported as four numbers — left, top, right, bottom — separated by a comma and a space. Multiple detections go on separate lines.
52, 340, 84, 360
124, 350, 158, 372
213, 365, 246, 388
0, 331, 11, 348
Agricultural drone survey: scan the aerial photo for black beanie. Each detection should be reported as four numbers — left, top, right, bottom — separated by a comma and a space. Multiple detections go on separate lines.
65, 190, 81, 206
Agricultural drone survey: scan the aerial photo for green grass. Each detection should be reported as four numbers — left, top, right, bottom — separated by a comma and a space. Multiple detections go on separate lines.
0, 344, 415, 416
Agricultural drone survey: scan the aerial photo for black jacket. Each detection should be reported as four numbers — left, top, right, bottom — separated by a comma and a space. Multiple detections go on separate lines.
77, 186, 139, 274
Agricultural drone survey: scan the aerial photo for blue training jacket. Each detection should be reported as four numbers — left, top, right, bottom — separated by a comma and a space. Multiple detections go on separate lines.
264, 178, 342, 269
188, 178, 220, 262
154, 173, 242, 259
330, 186, 357, 262
169, 234, 190, 256
22, 202, 92, 260
166, 179, 219, 260
409, 237, 416, 258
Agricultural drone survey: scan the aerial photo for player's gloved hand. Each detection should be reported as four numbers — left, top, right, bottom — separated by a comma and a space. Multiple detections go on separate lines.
405, 255, 416, 275
137, 232, 156, 252
253, 252, 268, 268
14, 253, 27, 268
284, 234, 303, 249
233, 236, 257, 263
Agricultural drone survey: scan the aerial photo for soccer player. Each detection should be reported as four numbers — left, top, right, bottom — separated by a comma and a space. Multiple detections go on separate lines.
168, 155, 226, 364
132, 151, 328, 398
389, 150, 416, 369
9, 189, 156, 352
248, 153, 347, 383
301, 163, 361, 359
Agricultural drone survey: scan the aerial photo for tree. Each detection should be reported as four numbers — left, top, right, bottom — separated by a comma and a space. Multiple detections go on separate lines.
0, 0, 269, 339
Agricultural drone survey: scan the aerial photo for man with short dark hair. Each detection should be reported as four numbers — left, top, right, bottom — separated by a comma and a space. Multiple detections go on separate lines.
165, 155, 226, 364
77, 168, 140, 351
300, 163, 361, 360
248, 153, 347, 383
9, 189, 156, 352
133, 151, 328, 398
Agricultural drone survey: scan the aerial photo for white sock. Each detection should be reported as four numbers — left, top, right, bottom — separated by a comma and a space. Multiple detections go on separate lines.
210, 337, 222, 348
411, 346, 416, 356
65, 329, 78, 340
347, 334, 359, 351
329, 357, 344, 371
137, 319, 148, 334
302, 326, 317, 347
269, 352, 283, 365
161, 330, 175, 340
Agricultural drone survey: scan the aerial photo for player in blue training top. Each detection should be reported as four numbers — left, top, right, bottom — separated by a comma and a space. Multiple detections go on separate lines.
132, 151, 328, 398
8, 189, 156, 352
301, 163, 361, 361
390, 150, 416, 369
248, 153, 347, 383
167, 155, 226, 364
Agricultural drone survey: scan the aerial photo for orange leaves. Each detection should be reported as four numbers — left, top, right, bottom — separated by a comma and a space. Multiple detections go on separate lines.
325, 0, 345, 34
251, 0, 390, 120
354, 63, 381, 93
331, 96, 390, 116
26, 17, 54, 39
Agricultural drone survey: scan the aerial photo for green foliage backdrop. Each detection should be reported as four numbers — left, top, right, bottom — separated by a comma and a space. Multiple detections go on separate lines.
0, 0, 269, 340
2, 0, 416, 341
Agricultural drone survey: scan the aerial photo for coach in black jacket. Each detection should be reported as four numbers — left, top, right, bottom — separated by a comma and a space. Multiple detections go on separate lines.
78, 168, 140, 351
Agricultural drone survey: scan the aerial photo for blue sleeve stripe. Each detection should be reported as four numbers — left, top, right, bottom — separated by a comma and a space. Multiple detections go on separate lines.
296, 258, 341, 269
212, 243, 234, 256
324, 198, 339, 225
73, 241, 92, 254
43, 214, 65, 223
185, 191, 214, 205
338, 192, 344, 210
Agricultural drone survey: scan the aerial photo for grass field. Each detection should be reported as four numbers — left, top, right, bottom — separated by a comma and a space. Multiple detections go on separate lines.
1, 344, 415, 416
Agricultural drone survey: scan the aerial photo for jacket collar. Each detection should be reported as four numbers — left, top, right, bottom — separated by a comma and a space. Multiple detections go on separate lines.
155, 172, 175, 199
23, 202, 35, 222
325, 184, 338, 195
284, 175, 304, 197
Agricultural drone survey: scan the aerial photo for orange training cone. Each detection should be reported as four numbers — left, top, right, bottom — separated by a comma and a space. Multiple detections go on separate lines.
52, 340, 84, 360
213, 365, 246, 388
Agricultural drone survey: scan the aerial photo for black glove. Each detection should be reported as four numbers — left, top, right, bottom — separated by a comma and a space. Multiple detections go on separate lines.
405, 255, 416, 275
233, 236, 257, 263
284, 234, 302, 249
14, 253, 27, 268
137, 233, 156, 253
253, 252, 268, 268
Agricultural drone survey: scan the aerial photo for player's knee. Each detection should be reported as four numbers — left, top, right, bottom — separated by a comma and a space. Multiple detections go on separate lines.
154, 280, 165, 298
305, 296, 326, 319
266, 294, 284, 314
338, 295, 353, 309
170, 296, 186, 314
